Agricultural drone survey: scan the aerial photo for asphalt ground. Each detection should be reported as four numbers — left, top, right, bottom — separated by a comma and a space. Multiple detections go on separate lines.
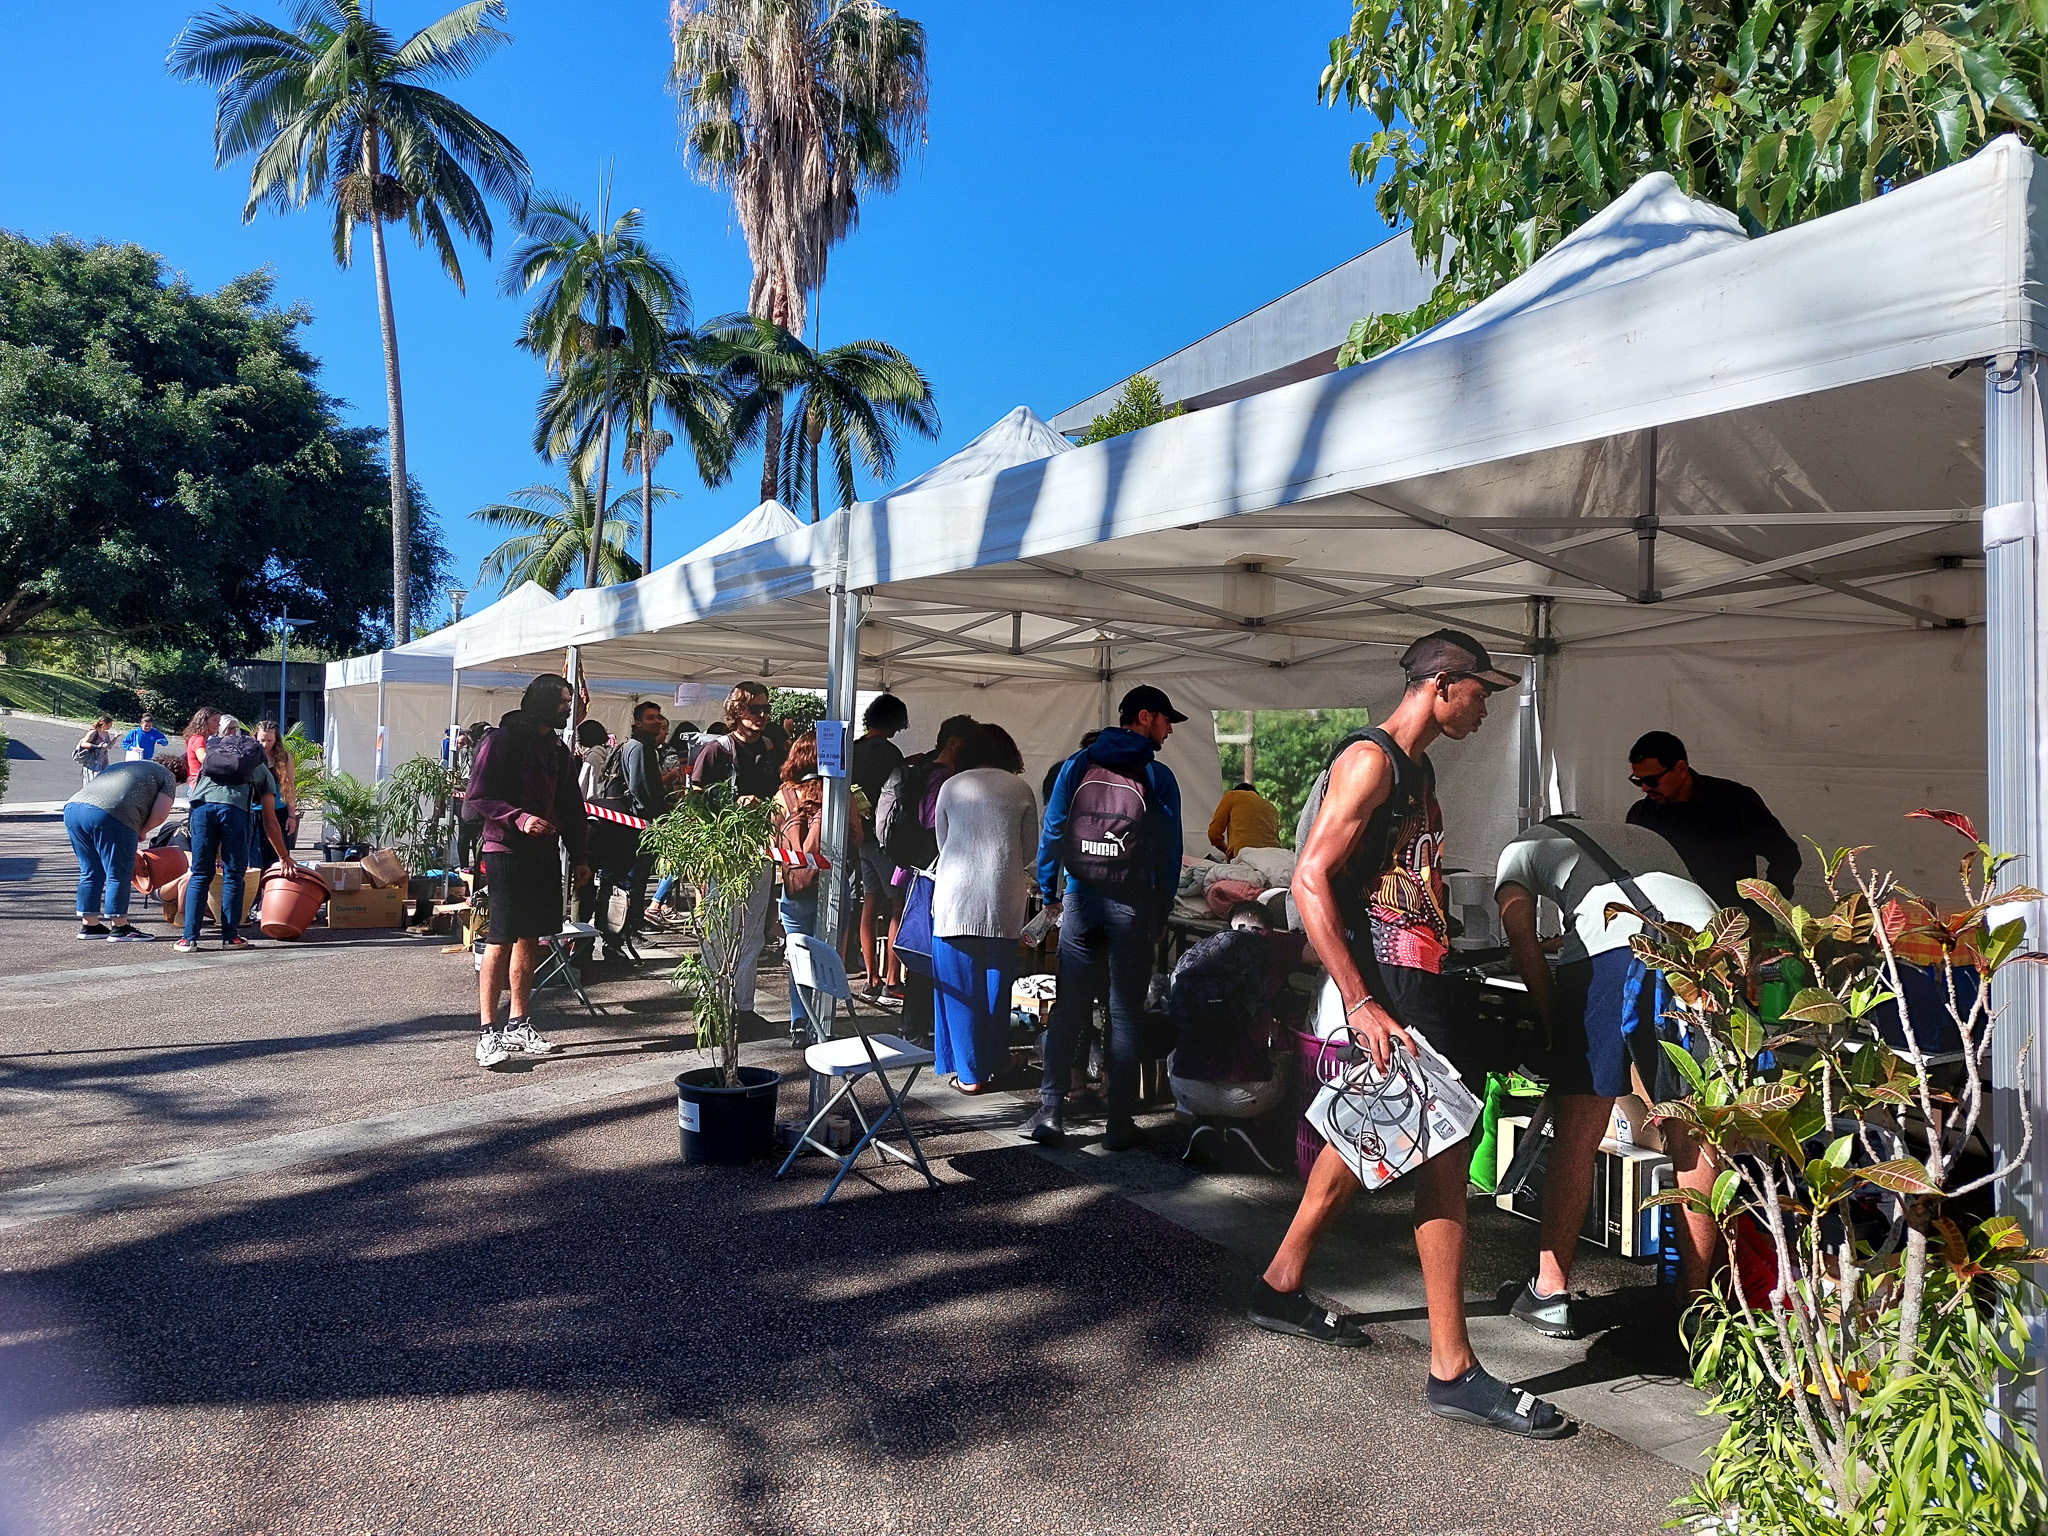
2, 716, 96, 807
0, 816, 1706, 1535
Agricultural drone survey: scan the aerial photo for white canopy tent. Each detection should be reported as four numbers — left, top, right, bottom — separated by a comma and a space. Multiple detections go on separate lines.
675, 498, 806, 563
458, 139, 2048, 1278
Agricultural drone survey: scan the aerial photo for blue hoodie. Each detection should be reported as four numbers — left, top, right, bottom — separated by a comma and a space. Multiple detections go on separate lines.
1037, 726, 1183, 901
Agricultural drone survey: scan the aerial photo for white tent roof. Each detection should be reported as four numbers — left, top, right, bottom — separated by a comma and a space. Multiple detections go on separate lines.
676, 498, 805, 563
326, 581, 559, 690
886, 405, 1075, 496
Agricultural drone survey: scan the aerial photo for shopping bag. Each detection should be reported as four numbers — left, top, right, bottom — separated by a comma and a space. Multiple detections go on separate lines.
894, 868, 937, 977
1304, 981, 1482, 1191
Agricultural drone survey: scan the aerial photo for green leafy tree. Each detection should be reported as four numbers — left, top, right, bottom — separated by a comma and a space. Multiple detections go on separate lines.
1321, 0, 2048, 363
1078, 374, 1183, 445
471, 473, 652, 596
706, 315, 939, 520
767, 688, 826, 731
617, 326, 736, 573
508, 191, 687, 587
1215, 707, 1372, 845
671, 0, 930, 502
0, 233, 447, 651
169, 0, 531, 643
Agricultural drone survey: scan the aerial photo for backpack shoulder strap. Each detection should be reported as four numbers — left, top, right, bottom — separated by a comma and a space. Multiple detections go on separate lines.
1540, 816, 1666, 924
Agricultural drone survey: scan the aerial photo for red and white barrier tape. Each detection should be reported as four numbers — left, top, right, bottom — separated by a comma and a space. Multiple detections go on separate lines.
585, 803, 651, 830
769, 847, 831, 870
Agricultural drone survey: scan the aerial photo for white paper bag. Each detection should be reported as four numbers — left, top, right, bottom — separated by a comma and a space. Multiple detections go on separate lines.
1304, 979, 1482, 1190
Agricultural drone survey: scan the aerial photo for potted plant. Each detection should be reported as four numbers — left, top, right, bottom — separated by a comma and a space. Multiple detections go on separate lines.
643, 783, 781, 1164
1632, 810, 2048, 1534
379, 754, 468, 881
312, 770, 383, 860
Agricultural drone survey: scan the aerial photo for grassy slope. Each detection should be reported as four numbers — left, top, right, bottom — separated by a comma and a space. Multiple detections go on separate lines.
0, 666, 124, 724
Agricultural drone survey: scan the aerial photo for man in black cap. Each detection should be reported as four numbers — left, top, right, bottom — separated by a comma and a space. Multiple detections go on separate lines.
1246, 630, 1571, 1440
1024, 683, 1187, 1150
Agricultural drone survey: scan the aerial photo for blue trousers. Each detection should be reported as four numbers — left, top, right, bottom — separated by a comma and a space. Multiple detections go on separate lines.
186, 801, 251, 943
778, 891, 820, 1031
65, 802, 138, 920
1041, 885, 1156, 1117
933, 934, 1018, 1088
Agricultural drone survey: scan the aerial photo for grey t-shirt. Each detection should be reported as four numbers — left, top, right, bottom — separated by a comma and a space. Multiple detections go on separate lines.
1494, 818, 1717, 964
190, 761, 281, 816
70, 759, 175, 834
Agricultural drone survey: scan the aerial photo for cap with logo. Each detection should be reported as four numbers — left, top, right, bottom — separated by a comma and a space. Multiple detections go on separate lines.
1398, 630, 1519, 693
1118, 684, 1188, 723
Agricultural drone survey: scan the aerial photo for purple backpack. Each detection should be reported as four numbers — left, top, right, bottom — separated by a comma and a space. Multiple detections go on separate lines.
1060, 760, 1152, 892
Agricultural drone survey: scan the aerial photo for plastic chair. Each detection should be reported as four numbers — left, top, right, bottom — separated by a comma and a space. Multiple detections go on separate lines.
775, 932, 939, 1206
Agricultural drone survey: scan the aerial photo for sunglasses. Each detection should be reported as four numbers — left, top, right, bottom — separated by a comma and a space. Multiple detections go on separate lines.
1629, 768, 1672, 789
743, 702, 771, 716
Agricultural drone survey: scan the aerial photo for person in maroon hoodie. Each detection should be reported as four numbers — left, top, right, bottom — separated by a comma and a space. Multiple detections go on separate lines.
464, 675, 589, 1068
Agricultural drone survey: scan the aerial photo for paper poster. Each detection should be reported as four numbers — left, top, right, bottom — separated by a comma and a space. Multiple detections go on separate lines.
816, 719, 847, 777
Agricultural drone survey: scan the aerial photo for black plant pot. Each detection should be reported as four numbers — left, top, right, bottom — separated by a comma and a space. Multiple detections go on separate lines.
675, 1066, 781, 1165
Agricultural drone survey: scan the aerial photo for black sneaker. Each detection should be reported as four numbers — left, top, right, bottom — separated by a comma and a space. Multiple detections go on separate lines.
1018, 1103, 1064, 1146
77, 923, 110, 941
1245, 1279, 1373, 1346
1509, 1279, 1580, 1339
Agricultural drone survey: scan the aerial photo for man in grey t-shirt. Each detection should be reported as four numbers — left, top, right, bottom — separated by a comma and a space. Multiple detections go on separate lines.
1494, 818, 1722, 1333
65, 756, 183, 941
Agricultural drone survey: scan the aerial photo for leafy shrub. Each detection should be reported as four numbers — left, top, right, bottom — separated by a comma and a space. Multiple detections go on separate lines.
94, 683, 144, 721
767, 688, 826, 733
0, 725, 11, 801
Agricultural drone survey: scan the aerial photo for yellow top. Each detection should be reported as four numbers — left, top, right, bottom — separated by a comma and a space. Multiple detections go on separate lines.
1208, 787, 1281, 860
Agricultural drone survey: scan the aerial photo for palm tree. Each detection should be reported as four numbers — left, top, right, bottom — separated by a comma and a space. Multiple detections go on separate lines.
471, 474, 657, 596
507, 191, 685, 587
671, 0, 929, 501
170, 0, 531, 645
545, 325, 735, 574
706, 315, 937, 521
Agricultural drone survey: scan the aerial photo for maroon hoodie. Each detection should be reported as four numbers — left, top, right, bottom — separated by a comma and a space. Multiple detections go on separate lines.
465, 709, 589, 864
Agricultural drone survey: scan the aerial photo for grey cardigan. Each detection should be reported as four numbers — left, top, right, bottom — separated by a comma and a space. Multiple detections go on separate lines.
931, 768, 1041, 939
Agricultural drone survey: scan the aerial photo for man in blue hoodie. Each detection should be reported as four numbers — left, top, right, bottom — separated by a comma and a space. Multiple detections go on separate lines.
1025, 684, 1186, 1150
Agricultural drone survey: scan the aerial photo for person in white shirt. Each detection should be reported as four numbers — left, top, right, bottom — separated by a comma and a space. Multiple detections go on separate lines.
1493, 817, 1723, 1335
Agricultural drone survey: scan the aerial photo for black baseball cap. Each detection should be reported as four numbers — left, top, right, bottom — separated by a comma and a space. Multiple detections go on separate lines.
1399, 629, 1519, 693
1119, 684, 1188, 723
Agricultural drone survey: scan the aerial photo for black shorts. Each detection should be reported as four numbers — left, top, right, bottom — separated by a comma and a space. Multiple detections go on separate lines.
1367, 958, 1493, 1096
483, 847, 563, 943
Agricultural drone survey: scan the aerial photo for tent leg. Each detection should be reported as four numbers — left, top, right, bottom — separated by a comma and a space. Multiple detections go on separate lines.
811, 518, 863, 1122
374, 677, 387, 784
1985, 350, 2045, 1429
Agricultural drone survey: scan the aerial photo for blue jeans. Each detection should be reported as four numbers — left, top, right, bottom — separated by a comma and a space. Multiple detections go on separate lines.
778, 891, 820, 1032
1042, 885, 1157, 1117
186, 801, 251, 943
65, 802, 138, 920
933, 934, 1018, 1088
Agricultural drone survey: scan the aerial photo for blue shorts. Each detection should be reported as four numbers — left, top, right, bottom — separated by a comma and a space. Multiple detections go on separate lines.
1548, 949, 1654, 1098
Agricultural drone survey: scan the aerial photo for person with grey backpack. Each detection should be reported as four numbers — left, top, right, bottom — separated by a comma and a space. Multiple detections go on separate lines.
1020, 685, 1186, 1151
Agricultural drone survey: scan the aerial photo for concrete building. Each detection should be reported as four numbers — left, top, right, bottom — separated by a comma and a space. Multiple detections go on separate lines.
224, 658, 326, 739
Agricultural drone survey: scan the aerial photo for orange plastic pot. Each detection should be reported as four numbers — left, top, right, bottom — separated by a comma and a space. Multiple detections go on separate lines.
258, 865, 328, 940
131, 846, 188, 896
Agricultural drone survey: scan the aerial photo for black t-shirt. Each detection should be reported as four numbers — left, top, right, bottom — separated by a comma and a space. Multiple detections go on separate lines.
691, 731, 782, 799
1625, 772, 1802, 910
848, 734, 904, 829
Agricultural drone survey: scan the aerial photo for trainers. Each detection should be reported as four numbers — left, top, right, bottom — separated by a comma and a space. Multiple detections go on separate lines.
1509, 1279, 1581, 1339
501, 1020, 557, 1057
223, 935, 253, 950
106, 926, 154, 943
173, 938, 200, 954
77, 923, 110, 940
1019, 1103, 1064, 1146
476, 1029, 512, 1068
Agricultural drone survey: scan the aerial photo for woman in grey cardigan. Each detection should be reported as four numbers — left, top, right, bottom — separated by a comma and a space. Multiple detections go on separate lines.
930, 724, 1041, 1093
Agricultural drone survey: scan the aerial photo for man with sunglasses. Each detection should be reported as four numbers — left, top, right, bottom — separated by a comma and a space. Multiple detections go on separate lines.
1623, 730, 1800, 911
691, 681, 787, 1029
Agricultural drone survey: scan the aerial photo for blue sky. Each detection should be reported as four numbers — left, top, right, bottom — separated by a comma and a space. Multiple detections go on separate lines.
0, 0, 1395, 627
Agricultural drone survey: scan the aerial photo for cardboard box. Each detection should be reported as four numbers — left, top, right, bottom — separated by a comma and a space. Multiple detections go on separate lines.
325, 884, 407, 929
358, 849, 409, 888
314, 862, 364, 893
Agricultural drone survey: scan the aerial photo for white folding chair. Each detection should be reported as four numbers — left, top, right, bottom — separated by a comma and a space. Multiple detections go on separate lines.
775, 932, 939, 1205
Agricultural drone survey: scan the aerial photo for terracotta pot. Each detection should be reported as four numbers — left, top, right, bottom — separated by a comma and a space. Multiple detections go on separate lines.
131, 846, 188, 896
258, 865, 328, 940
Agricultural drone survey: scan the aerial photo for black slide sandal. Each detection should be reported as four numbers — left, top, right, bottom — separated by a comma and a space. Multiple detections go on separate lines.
1426, 1364, 1572, 1439
1245, 1282, 1373, 1347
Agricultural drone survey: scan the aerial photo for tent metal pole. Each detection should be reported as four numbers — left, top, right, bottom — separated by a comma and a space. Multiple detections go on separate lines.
374, 674, 387, 784
806, 518, 862, 1125
1984, 350, 2044, 1427
1518, 598, 1551, 831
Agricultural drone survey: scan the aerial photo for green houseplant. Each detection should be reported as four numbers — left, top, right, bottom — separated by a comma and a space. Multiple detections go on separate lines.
1628, 810, 2048, 1533
643, 782, 781, 1164
379, 754, 467, 874
315, 771, 385, 853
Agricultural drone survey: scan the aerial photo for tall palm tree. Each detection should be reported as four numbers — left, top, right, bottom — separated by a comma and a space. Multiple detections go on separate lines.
506, 190, 685, 587
671, 0, 929, 501
470, 474, 658, 596
170, 0, 530, 644
545, 325, 735, 574
706, 315, 937, 521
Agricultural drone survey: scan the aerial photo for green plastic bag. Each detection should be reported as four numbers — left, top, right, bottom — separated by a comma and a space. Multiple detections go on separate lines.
1469, 1070, 1545, 1191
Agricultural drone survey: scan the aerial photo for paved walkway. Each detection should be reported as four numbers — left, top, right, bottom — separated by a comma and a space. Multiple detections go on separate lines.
0, 819, 1711, 1534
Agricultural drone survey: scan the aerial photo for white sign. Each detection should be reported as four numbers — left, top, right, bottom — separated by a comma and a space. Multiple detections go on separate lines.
678, 1099, 700, 1132
816, 719, 848, 778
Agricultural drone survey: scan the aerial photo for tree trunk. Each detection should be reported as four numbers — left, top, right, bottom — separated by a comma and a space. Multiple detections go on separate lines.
367, 131, 411, 646
760, 392, 783, 504
641, 440, 655, 575
811, 434, 821, 524
586, 411, 614, 589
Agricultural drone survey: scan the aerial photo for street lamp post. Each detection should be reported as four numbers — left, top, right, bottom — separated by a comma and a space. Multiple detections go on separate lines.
277, 613, 311, 728
449, 588, 468, 624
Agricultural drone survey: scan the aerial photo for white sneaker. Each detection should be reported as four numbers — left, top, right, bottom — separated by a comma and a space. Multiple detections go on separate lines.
475, 1029, 511, 1068
501, 1020, 557, 1057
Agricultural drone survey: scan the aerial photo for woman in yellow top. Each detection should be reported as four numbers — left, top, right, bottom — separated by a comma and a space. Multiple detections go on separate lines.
1208, 781, 1281, 859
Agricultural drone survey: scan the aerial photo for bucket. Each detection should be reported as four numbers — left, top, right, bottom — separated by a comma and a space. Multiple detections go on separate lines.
131, 846, 188, 896
675, 1066, 781, 1165
258, 865, 328, 940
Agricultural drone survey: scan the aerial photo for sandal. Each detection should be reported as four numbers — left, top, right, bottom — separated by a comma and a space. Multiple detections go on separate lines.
1244, 1280, 1372, 1347
1424, 1364, 1571, 1439
951, 1079, 990, 1096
